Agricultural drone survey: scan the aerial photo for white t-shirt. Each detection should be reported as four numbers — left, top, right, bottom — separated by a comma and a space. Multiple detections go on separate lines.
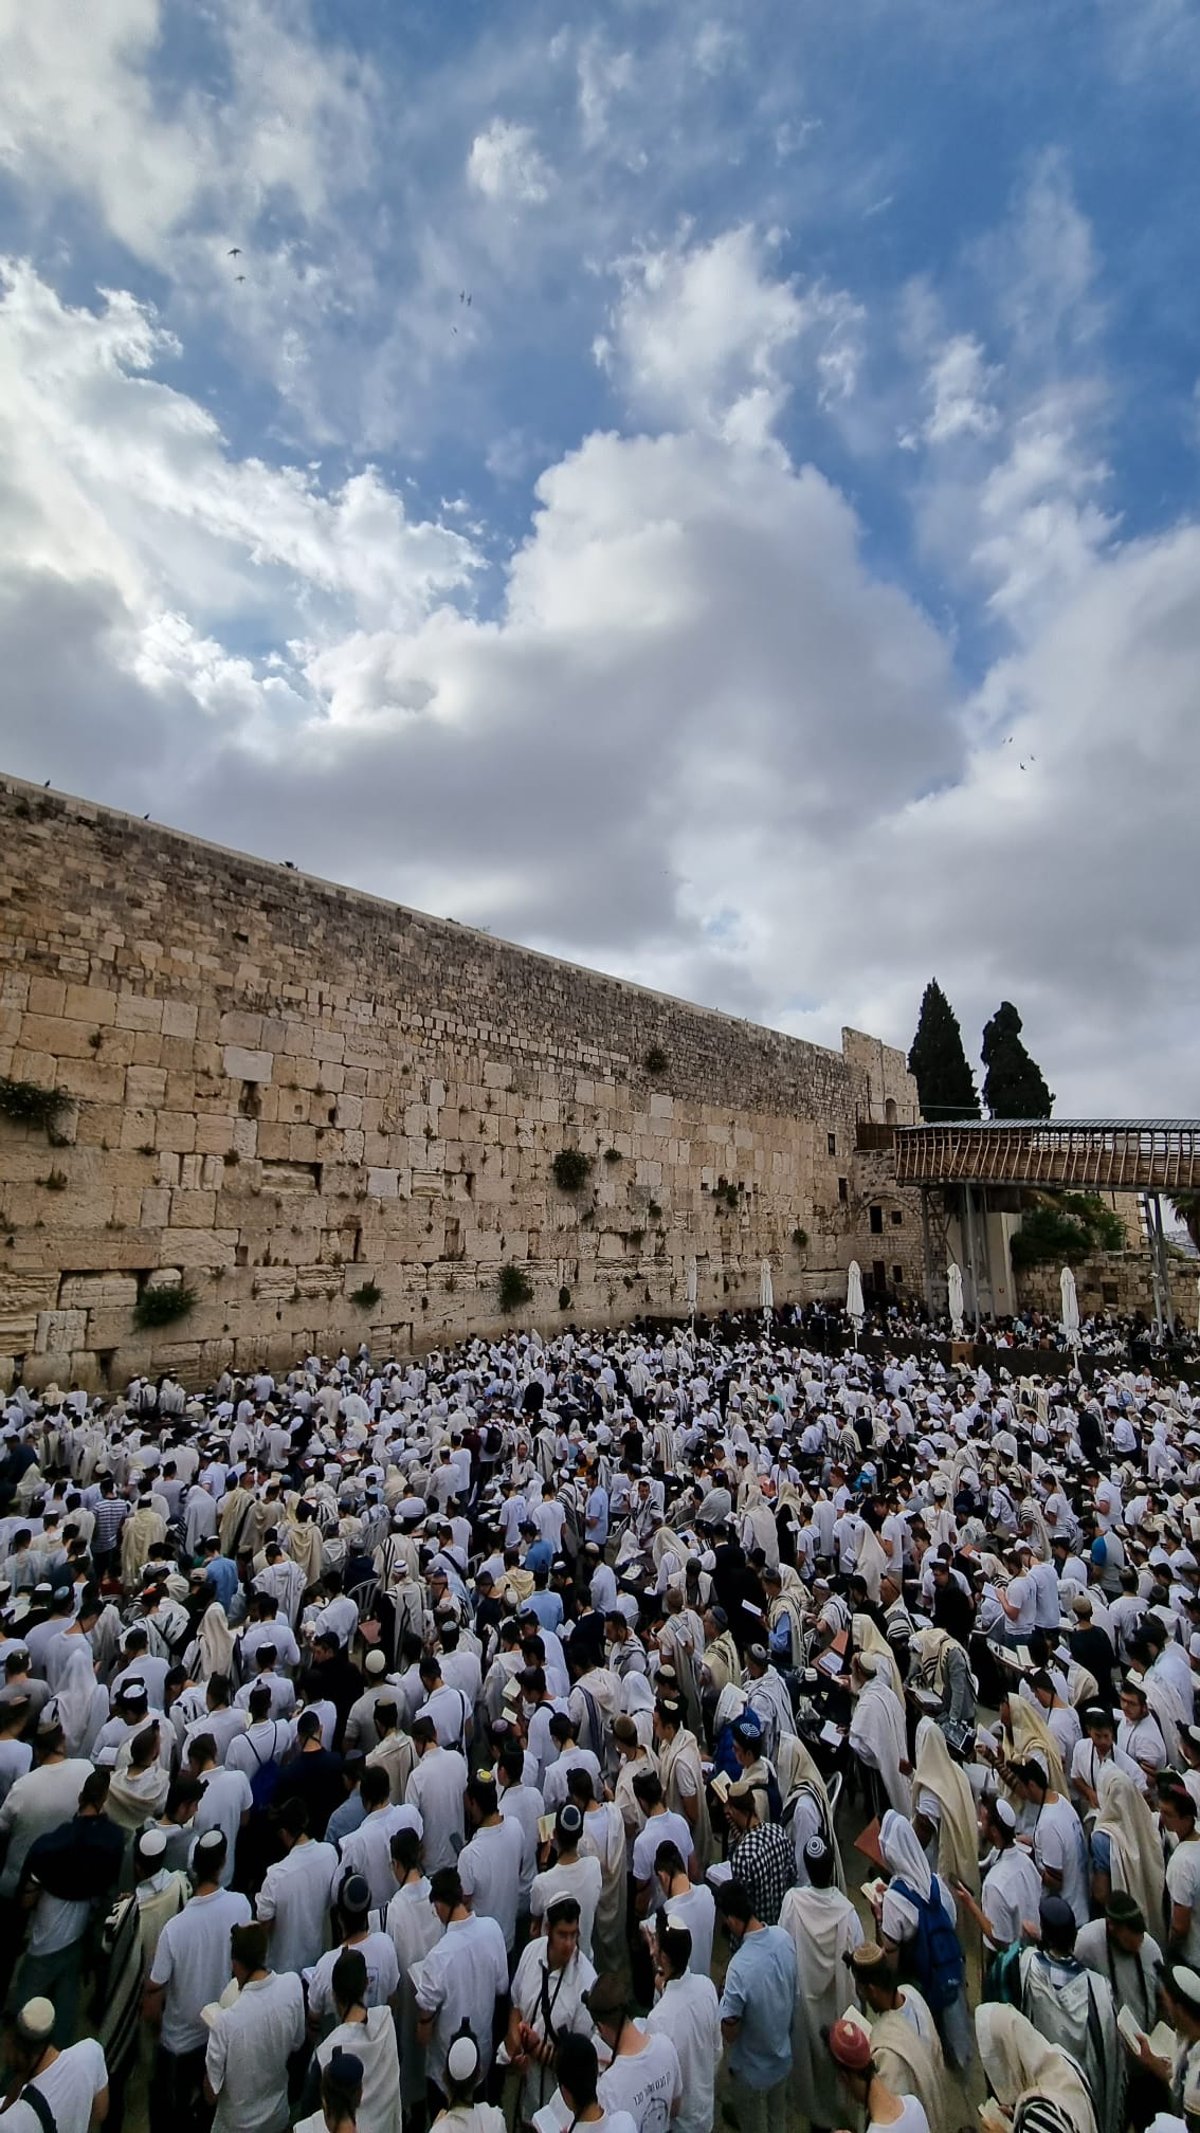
458, 1816, 526, 1951
632, 1813, 694, 1887
1168, 1840, 1200, 1964
411, 1912, 509, 2091
653, 1883, 715, 1977
205, 1970, 305, 2133
255, 1840, 337, 1976
597, 2031, 683, 2133
981, 1846, 1043, 1947
0, 2039, 107, 2133
192, 1769, 254, 1886
307, 1932, 399, 2020
150, 1888, 253, 2053
1034, 1796, 1090, 1927
405, 1747, 468, 1874
868, 2100, 930, 2133
530, 1856, 603, 1962
645, 1973, 720, 2133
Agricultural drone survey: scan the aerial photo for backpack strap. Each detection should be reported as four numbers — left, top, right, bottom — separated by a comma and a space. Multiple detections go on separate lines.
20, 2086, 58, 2133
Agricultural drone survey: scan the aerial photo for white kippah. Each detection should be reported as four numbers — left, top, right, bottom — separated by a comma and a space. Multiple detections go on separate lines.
17, 2000, 55, 2042
446, 2035, 479, 2085
992, 1796, 1016, 1830
138, 1825, 167, 1860
364, 1649, 387, 1676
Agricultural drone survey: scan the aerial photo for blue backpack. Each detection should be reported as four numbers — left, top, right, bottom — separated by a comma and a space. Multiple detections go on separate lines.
891, 1877, 965, 2014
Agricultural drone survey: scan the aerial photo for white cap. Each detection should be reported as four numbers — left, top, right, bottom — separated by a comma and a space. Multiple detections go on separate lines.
17, 2000, 55, 2042
446, 2034, 480, 2085
992, 1796, 1016, 1830
138, 1825, 167, 1861
364, 1649, 388, 1677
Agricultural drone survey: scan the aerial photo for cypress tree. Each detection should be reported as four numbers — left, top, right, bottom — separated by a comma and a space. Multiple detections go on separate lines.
907, 979, 981, 1120
981, 1001, 1053, 1119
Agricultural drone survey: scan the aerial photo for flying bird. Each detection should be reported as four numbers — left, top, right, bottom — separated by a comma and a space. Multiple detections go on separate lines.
228, 247, 242, 257
235, 274, 246, 284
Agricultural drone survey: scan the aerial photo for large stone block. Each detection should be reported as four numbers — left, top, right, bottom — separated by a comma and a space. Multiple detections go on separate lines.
222, 1045, 273, 1084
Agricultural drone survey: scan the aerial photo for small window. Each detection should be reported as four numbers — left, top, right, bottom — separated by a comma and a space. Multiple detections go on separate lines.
890, 1208, 903, 1226
869, 1205, 884, 1235
892, 1265, 903, 1286
827, 1133, 837, 1157
1102, 1283, 1119, 1307
838, 1176, 848, 1203
884, 1098, 898, 1126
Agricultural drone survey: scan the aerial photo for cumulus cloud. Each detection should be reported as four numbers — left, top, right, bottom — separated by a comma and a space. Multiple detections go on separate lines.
597, 227, 861, 447
467, 120, 554, 204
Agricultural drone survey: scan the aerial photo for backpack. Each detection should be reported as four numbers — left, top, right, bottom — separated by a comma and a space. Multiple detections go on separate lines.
891, 1876, 966, 2014
247, 1725, 285, 1812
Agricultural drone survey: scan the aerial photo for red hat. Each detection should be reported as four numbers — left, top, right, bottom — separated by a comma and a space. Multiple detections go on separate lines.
828, 2018, 873, 2071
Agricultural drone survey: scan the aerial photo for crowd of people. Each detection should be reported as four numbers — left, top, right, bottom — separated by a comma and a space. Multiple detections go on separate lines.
0, 1310, 1199, 2133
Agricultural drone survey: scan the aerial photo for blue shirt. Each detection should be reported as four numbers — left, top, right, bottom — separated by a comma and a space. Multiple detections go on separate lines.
523, 1540, 552, 1576
325, 1792, 367, 1848
525, 1590, 564, 1632
719, 1924, 797, 2089
204, 1556, 240, 1609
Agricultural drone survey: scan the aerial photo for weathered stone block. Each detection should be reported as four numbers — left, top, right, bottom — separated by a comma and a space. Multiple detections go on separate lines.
222, 1045, 273, 1084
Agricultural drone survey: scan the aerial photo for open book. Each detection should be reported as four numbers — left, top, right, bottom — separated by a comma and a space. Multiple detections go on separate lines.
1117, 2005, 1176, 2060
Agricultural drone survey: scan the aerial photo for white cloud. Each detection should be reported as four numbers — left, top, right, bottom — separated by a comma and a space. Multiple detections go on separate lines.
467, 120, 554, 205
0, 0, 376, 265
923, 335, 1001, 444
598, 227, 861, 447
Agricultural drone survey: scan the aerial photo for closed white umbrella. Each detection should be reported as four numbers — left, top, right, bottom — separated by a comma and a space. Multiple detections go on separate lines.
686, 1255, 698, 1322
760, 1260, 774, 1321
847, 1260, 865, 1347
1060, 1265, 1081, 1351
1196, 1274, 1200, 1338
947, 1262, 965, 1339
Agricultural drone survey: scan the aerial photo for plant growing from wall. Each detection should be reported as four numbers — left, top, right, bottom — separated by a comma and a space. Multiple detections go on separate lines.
792, 1227, 809, 1249
0, 1077, 67, 1133
552, 1149, 592, 1192
644, 1046, 668, 1075
647, 1200, 662, 1219
558, 1285, 572, 1311
499, 1262, 533, 1312
349, 1280, 382, 1309
134, 1283, 196, 1329
603, 1148, 623, 1164
1010, 1192, 1126, 1269
43, 1170, 68, 1192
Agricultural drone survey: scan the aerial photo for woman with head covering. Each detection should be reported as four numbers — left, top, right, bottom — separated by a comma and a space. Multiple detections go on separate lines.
877, 1808, 970, 2071
911, 1716, 981, 1898
975, 2002, 1098, 2133
1092, 1762, 1166, 1930
849, 1653, 911, 1817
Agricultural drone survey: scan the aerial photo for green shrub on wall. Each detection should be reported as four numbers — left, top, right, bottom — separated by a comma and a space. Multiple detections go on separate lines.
0, 1078, 67, 1133
349, 1280, 382, 1309
552, 1149, 592, 1192
499, 1262, 534, 1312
134, 1283, 196, 1329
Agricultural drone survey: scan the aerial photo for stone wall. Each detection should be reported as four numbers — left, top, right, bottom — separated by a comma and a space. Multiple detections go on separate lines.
0, 777, 918, 1389
1017, 1250, 1198, 1323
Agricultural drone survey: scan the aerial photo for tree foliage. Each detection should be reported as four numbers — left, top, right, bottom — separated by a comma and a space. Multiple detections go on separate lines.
1010, 1192, 1125, 1269
981, 1001, 1054, 1119
907, 980, 980, 1120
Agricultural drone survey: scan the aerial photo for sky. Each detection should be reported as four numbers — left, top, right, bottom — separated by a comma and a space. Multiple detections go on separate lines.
2, 0, 1199, 1115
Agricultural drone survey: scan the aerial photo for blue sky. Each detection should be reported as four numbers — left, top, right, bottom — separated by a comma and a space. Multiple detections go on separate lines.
1, 0, 1199, 1112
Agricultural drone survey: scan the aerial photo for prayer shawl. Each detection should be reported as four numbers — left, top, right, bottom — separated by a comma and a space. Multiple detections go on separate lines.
744, 1665, 793, 1760
1093, 1763, 1165, 1935
767, 1586, 807, 1665
867, 1996, 952, 2131
912, 1715, 981, 1897
198, 1601, 235, 1681
285, 1514, 324, 1590
853, 1615, 904, 1700
779, 1881, 863, 2124
47, 1643, 108, 1760
658, 1724, 713, 1869
107, 1744, 171, 1830
701, 1630, 739, 1696
1015, 1951, 1119, 2133
976, 2003, 1099, 2133
1004, 1693, 1067, 1800
776, 1730, 844, 1891
848, 1665, 910, 1816
856, 1522, 888, 1604
120, 1505, 165, 1586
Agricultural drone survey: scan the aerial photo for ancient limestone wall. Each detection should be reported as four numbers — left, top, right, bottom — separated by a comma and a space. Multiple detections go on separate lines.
0, 778, 918, 1389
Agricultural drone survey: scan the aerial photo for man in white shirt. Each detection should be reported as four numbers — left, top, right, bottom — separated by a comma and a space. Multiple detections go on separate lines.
203, 1922, 304, 2133
645, 1918, 721, 2133
255, 1798, 337, 1975
145, 1830, 252, 2125
404, 1719, 467, 1874
458, 1773, 525, 1953
336, 1767, 420, 1909
188, 1739, 253, 1887
413, 1866, 509, 2104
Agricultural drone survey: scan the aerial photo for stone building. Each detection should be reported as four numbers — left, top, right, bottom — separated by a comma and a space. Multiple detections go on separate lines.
0, 778, 919, 1390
